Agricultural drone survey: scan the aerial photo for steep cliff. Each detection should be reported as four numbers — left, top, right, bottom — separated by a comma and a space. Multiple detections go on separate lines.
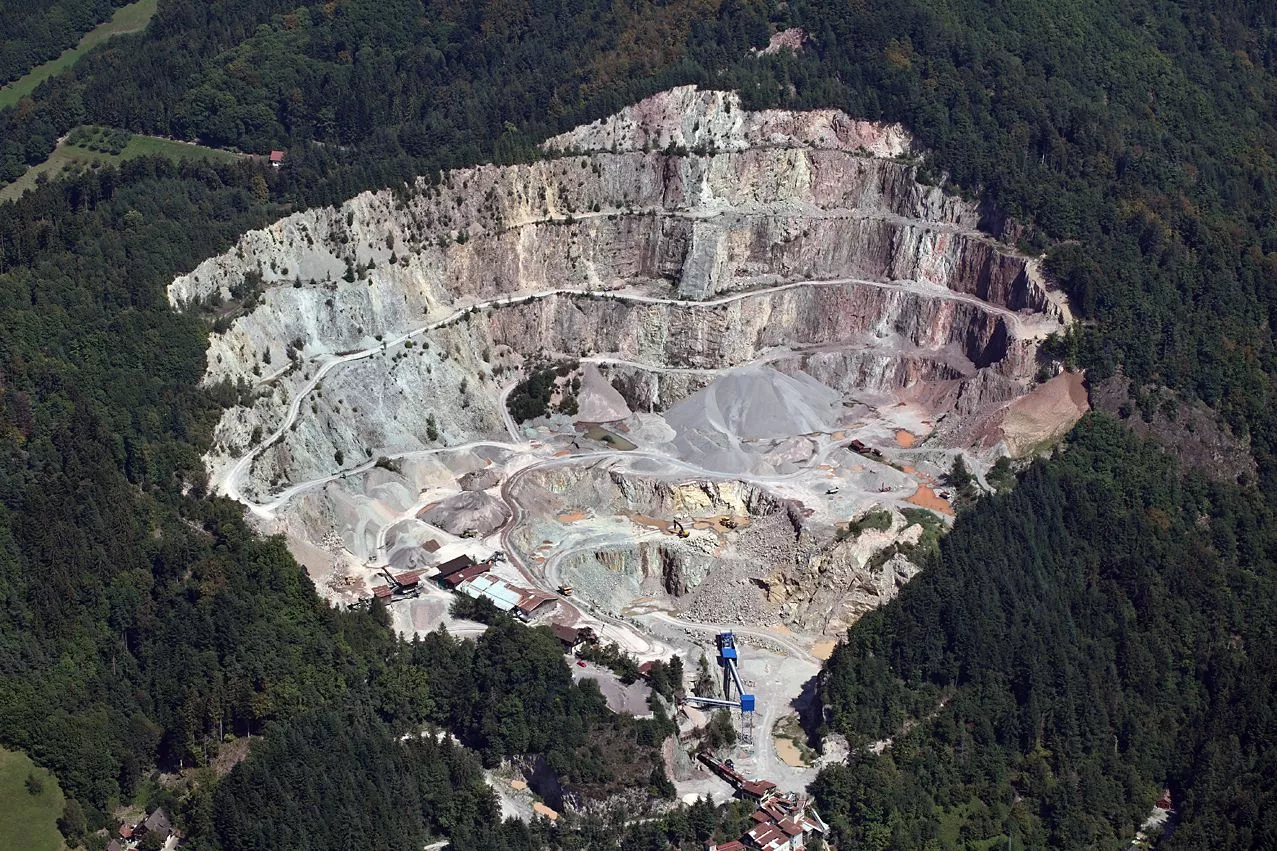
170, 85, 1071, 501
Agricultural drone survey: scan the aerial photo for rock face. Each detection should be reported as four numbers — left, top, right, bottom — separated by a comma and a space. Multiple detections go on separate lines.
543, 86, 913, 159
170, 85, 1070, 499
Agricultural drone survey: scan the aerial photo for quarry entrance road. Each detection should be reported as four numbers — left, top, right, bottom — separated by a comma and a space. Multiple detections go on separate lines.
218, 270, 1040, 512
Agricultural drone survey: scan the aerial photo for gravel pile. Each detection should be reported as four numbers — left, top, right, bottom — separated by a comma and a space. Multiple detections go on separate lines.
576, 364, 632, 423
665, 366, 843, 475
677, 558, 776, 626
418, 490, 511, 536
730, 513, 799, 567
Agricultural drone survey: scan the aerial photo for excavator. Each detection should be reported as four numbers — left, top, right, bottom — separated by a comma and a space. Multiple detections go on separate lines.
671, 518, 690, 538
719, 517, 738, 530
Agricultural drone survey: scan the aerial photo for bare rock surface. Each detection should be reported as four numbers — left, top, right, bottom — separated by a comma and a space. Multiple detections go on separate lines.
170, 86, 1071, 499
171, 87, 1082, 681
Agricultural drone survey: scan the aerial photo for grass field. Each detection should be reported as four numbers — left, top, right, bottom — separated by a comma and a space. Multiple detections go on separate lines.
1, 128, 243, 202
0, 0, 159, 110
0, 747, 66, 851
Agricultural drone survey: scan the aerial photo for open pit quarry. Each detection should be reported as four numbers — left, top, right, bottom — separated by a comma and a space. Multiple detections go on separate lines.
170, 86, 1084, 796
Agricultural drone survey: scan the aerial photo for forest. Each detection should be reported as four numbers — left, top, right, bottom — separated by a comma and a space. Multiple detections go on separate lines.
0, 0, 1276, 848
0, 0, 127, 86
814, 416, 1277, 848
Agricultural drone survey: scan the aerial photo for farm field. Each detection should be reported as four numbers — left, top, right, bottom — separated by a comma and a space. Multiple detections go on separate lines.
1, 127, 242, 202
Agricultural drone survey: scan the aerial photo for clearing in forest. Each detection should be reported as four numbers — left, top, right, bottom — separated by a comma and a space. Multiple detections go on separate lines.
0, 0, 159, 109
0, 747, 66, 851
1, 126, 241, 202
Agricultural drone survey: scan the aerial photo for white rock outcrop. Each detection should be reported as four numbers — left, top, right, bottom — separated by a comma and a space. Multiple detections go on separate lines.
170, 86, 1070, 499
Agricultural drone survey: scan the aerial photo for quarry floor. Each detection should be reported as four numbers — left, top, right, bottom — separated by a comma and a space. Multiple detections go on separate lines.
222, 279, 1082, 805
251, 394, 943, 801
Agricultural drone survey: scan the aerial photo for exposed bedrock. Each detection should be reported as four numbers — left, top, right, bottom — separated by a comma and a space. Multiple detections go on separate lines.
508, 461, 790, 521
235, 323, 506, 497
172, 86, 1070, 496
539, 467, 930, 632
178, 209, 1042, 393
484, 283, 1018, 373
223, 279, 1026, 495
602, 345, 973, 414
557, 543, 716, 609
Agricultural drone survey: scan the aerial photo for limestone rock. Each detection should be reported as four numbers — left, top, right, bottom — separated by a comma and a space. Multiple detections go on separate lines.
169, 86, 1069, 501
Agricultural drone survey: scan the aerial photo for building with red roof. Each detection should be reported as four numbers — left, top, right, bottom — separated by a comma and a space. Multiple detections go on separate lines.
739, 778, 778, 802
550, 623, 583, 649
515, 588, 556, 618
744, 821, 786, 851
443, 561, 490, 588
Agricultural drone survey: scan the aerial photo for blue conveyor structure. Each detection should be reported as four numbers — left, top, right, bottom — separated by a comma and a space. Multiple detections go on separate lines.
683, 632, 756, 741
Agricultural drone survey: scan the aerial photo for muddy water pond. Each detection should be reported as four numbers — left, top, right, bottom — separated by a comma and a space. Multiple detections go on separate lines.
582, 425, 637, 450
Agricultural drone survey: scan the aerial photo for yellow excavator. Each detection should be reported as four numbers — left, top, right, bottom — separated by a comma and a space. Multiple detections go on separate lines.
672, 518, 690, 538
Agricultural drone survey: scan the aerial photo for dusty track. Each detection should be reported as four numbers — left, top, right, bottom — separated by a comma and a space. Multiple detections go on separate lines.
217, 272, 1038, 511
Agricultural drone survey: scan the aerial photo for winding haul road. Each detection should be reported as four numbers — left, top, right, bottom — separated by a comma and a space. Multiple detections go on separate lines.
207, 268, 1045, 781
216, 271, 1039, 513
212, 271, 986, 660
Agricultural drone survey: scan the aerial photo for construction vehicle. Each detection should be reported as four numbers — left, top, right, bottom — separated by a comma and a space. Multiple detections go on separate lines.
557, 585, 574, 597
672, 518, 689, 538
719, 517, 738, 529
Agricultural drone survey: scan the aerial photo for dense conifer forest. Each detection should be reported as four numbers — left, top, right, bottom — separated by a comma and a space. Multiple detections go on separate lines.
1, 0, 1276, 849
0, 0, 128, 85
814, 416, 1277, 848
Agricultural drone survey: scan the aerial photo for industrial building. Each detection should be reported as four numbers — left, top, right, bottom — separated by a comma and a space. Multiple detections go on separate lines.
456, 572, 556, 620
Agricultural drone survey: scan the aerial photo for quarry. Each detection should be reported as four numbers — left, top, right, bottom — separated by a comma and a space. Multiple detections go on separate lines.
170, 86, 1084, 800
